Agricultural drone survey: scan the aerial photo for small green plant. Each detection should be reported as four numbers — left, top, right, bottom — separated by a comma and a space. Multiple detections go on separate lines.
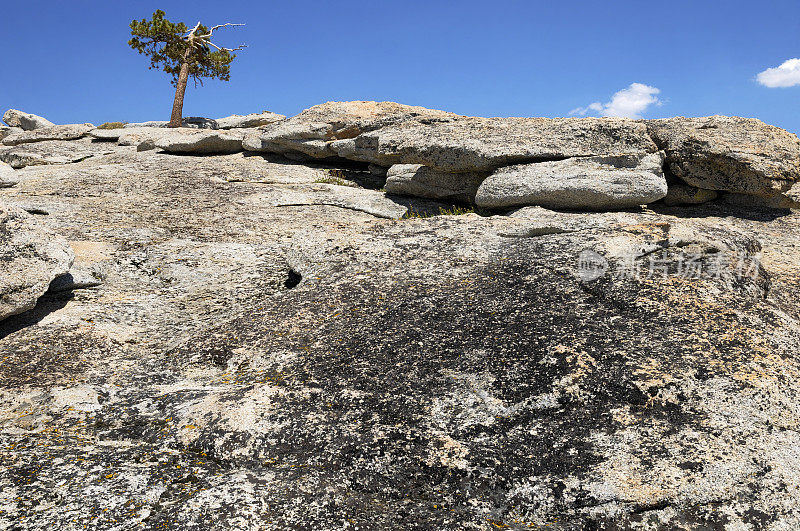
439, 206, 476, 216
97, 121, 128, 129
402, 205, 478, 219
314, 169, 354, 187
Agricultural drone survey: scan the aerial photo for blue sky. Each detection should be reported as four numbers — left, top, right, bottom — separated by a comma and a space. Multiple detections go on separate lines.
1, 0, 798, 134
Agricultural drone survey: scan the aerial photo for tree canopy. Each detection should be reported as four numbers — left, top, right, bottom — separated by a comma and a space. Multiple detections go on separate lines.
128, 10, 242, 87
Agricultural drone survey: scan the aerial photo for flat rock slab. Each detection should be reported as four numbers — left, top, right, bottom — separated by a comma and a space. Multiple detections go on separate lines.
332, 116, 660, 173
88, 128, 127, 141
239, 101, 800, 208
385, 164, 488, 203
262, 183, 410, 219
243, 101, 457, 158
123, 120, 169, 128
0, 140, 121, 168
475, 152, 668, 210
216, 111, 285, 129
2, 124, 93, 146
0, 201, 74, 321
154, 129, 245, 154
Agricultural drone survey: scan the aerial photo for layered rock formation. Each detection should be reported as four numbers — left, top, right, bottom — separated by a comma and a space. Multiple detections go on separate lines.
11, 103, 795, 210
1, 103, 800, 529
240, 102, 800, 209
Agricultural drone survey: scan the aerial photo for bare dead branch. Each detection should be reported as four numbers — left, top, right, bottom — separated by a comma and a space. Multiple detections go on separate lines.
205, 41, 248, 52
197, 23, 245, 38
185, 21, 202, 39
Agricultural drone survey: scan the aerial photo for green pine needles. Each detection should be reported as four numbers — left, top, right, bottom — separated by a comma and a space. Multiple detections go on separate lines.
128, 10, 246, 127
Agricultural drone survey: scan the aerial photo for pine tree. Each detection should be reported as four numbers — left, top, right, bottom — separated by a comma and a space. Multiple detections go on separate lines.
128, 10, 246, 128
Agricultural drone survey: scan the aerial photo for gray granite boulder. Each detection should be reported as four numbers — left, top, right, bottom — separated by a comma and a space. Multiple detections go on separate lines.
384, 164, 488, 203
0, 201, 74, 321
3, 109, 55, 130
116, 128, 167, 150
154, 129, 245, 154
475, 152, 668, 210
216, 111, 285, 129
0, 161, 18, 187
646, 116, 800, 201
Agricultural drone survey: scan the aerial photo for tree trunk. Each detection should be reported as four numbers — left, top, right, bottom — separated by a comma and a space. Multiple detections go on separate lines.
168, 48, 193, 128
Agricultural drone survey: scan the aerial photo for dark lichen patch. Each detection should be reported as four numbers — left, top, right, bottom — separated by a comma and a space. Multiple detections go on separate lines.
152, 225, 796, 527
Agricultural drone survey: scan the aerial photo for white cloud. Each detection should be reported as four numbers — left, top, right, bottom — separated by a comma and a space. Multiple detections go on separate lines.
569, 83, 662, 119
756, 59, 800, 88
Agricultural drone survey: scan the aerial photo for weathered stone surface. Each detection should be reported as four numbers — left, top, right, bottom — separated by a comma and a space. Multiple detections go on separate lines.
88, 128, 125, 141
265, 183, 410, 219
243, 101, 457, 158
385, 164, 488, 203
663, 184, 719, 206
723, 191, 800, 209
0, 139, 122, 168
2, 110, 23, 128
3, 109, 54, 130
0, 127, 22, 142
646, 116, 800, 199
2, 111, 800, 529
331, 115, 660, 172
2, 124, 93, 146
0, 161, 18, 188
122, 117, 220, 130
475, 152, 668, 210
154, 129, 245, 154
788, 181, 800, 205
0, 202, 74, 321
216, 111, 285, 129
241, 104, 800, 209
123, 120, 169, 128
116, 128, 167, 150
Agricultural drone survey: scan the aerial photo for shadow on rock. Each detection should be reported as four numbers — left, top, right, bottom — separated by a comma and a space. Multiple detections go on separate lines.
0, 293, 73, 341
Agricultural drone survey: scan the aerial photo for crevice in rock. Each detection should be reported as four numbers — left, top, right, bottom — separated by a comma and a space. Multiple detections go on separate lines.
273, 203, 398, 219
498, 227, 582, 238
284, 269, 302, 289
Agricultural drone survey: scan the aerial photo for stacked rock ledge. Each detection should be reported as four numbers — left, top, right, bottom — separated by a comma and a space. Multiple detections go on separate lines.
5, 104, 799, 211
